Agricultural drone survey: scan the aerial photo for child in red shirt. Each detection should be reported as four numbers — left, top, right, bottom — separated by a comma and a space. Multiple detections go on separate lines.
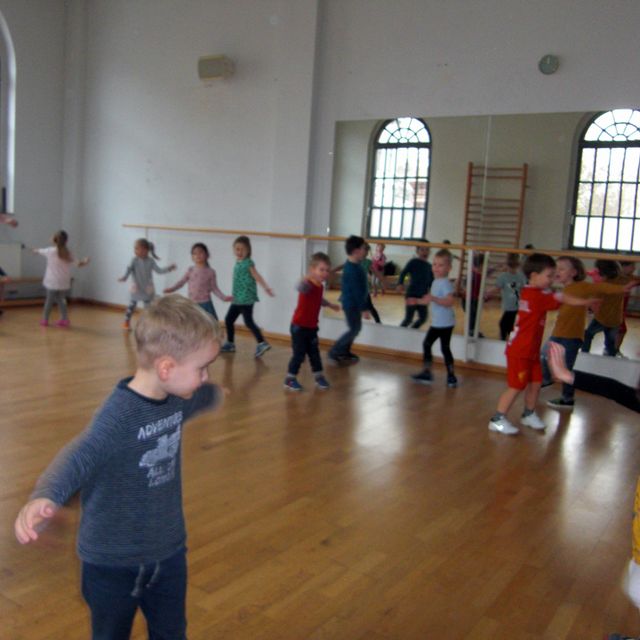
284, 252, 340, 392
489, 253, 599, 435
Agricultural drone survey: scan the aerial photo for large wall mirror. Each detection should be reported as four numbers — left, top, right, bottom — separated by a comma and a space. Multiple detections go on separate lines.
324, 110, 640, 361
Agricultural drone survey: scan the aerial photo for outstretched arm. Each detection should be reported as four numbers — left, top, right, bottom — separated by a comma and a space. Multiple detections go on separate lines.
0, 213, 18, 228
163, 271, 189, 294
249, 265, 275, 297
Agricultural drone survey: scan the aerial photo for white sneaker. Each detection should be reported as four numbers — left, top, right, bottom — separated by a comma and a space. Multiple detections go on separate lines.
488, 416, 519, 435
521, 412, 546, 430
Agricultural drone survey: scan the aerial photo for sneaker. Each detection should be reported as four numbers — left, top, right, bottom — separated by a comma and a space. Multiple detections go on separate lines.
255, 341, 271, 358
221, 341, 236, 353
521, 412, 546, 430
605, 635, 640, 639
546, 397, 574, 410
283, 377, 302, 392
122, 320, 130, 330
488, 416, 519, 435
39, 319, 49, 327
411, 370, 432, 385
446, 374, 458, 388
344, 353, 360, 363
315, 375, 330, 390
56, 319, 70, 328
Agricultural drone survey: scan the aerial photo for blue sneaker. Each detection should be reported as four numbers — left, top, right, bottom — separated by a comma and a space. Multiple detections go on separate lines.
284, 377, 302, 391
315, 375, 330, 390
221, 341, 236, 353
255, 341, 271, 358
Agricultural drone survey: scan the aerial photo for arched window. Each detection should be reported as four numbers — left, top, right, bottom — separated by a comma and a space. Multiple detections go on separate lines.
571, 109, 640, 252
367, 117, 431, 239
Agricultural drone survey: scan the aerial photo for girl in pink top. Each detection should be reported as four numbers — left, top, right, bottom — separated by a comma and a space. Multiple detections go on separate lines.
32, 230, 89, 327
163, 242, 232, 320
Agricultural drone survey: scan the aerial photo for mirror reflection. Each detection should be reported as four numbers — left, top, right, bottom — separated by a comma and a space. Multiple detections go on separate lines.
325, 110, 640, 359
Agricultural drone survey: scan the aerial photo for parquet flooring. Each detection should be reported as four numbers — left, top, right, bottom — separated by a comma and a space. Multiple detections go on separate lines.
0, 305, 639, 639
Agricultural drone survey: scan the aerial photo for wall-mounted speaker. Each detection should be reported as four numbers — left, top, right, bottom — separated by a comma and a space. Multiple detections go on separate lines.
197, 55, 234, 80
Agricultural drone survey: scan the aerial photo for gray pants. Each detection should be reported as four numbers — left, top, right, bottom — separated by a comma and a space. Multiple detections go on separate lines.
43, 288, 69, 321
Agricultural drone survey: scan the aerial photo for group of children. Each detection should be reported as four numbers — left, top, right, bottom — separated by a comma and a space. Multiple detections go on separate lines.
12, 227, 640, 639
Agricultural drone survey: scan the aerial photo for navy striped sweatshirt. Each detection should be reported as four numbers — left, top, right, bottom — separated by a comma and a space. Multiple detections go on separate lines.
31, 379, 220, 566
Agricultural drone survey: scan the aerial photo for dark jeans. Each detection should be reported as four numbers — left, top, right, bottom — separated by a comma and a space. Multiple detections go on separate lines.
329, 306, 362, 358
542, 336, 583, 400
225, 303, 265, 344
288, 324, 322, 375
499, 310, 517, 341
81, 549, 187, 640
197, 299, 218, 321
364, 294, 381, 323
423, 326, 454, 370
582, 318, 618, 356
400, 304, 428, 328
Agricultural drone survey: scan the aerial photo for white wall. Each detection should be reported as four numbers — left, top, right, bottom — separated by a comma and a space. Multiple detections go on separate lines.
0, 0, 65, 276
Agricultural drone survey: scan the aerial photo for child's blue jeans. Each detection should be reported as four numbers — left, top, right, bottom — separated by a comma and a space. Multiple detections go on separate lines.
582, 319, 618, 356
81, 549, 187, 640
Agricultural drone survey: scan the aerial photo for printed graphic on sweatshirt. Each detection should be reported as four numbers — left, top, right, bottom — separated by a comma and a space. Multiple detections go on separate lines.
138, 426, 181, 488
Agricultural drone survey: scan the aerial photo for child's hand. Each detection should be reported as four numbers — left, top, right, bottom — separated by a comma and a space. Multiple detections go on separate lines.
329, 303, 340, 312
418, 294, 431, 304
118, 276, 126, 282
548, 342, 574, 385
406, 297, 418, 305
169, 263, 177, 272
162, 288, 171, 294
14, 498, 58, 544
78, 257, 90, 267
7, 217, 18, 228
224, 296, 233, 302
363, 311, 371, 320
265, 287, 275, 297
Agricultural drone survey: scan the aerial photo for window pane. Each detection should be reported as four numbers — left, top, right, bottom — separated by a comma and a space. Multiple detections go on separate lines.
390, 210, 402, 238
605, 183, 621, 216
580, 149, 595, 182
591, 183, 606, 216
601, 218, 618, 249
370, 208, 381, 236
379, 180, 392, 207
594, 148, 611, 181
609, 148, 625, 181
576, 183, 592, 215
413, 210, 425, 237
573, 216, 588, 247
621, 184, 637, 218
402, 181, 415, 208
372, 179, 383, 207
634, 224, 640, 251
406, 148, 419, 178
618, 219, 633, 251
402, 211, 414, 238
384, 149, 397, 178
414, 180, 428, 208
587, 217, 603, 248
623, 148, 640, 182
380, 209, 391, 237
394, 147, 408, 177
375, 150, 387, 178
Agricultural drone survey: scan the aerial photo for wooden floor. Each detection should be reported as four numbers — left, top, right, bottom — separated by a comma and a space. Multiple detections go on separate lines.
1, 306, 639, 639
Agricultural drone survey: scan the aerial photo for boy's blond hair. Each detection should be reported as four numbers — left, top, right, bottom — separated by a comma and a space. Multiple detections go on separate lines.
434, 248, 452, 265
134, 295, 221, 368
310, 251, 331, 267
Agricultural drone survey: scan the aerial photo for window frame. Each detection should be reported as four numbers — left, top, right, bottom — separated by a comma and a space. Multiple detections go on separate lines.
366, 117, 432, 241
569, 109, 640, 254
